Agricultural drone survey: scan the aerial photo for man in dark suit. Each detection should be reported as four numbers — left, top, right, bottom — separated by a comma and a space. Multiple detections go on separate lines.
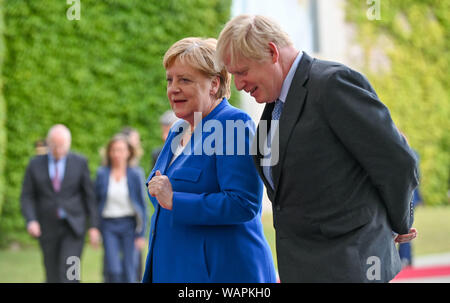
217, 15, 418, 282
21, 124, 100, 282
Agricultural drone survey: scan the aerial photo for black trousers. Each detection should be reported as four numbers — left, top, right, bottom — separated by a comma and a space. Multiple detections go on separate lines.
38, 220, 85, 283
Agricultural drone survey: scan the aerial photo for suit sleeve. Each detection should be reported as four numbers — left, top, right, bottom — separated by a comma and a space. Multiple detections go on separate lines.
170, 116, 263, 226
94, 170, 101, 204
81, 158, 99, 229
319, 68, 418, 235
20, 160, 38, 224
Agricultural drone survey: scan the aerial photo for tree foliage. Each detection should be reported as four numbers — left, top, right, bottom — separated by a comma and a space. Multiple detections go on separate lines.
0, 0, 231, 246
0, 0, 6, 218
346, 0, 449, 206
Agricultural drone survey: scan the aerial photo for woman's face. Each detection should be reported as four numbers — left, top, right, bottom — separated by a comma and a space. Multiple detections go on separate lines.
109, 140, 130, 167
166, 58, 218, 126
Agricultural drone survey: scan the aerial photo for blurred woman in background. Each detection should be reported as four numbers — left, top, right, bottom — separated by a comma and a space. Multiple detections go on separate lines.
95, 134, 147, 282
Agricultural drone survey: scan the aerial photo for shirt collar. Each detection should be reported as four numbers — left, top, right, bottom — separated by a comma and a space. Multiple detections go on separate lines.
48, 152, 67, 164
278, 51, 303, 103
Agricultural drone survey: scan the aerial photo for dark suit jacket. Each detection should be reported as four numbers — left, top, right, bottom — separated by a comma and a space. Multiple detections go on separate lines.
21, 152, 99, 238
253, 52, 418, 282
95, 166, 148, 238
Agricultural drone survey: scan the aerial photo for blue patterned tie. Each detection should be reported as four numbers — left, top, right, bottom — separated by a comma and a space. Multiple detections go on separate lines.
266, 99, 284, 188
271, 99, 284, 121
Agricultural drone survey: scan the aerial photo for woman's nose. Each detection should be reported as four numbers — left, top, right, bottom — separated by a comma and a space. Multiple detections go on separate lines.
168, 82, 181, 94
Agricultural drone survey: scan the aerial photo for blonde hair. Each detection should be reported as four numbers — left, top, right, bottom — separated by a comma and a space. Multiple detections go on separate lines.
163, 37, 231, 99
216, 14, 293, 67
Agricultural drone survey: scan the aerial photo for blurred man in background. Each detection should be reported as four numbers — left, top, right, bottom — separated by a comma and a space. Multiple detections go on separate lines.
20, 124, 100, 282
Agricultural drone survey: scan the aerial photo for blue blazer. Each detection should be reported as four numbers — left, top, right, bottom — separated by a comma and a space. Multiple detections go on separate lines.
142, 98, 276, 283
95, 166, 148, 238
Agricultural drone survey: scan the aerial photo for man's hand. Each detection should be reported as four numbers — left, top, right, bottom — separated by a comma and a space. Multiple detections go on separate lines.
394, 228, 418, 243
27, 221, 41, 238
88, 228, 101, 249
148, 170, 173, 210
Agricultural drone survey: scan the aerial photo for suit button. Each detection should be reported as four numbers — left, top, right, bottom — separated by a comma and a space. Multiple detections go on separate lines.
276, 205, 281, 211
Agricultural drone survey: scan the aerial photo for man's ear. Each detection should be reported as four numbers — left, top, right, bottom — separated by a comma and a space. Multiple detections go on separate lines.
268, 42, 279, 64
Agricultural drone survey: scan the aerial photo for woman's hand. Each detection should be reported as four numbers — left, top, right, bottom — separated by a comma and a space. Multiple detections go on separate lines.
148, 170, 173, 210
135, 237, 146, 250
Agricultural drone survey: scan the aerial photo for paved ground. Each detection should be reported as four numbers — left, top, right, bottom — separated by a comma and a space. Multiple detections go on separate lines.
391, 252, 450, 283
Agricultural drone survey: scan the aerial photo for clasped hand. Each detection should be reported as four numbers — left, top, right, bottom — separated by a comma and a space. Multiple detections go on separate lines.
148, 170, 173, 210
393, 227, 418, 243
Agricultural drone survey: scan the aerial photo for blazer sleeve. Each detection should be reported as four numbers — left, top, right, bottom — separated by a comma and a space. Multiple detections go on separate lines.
94, 170, 102, 205
94, 168, 104, 224
80, 158, 99, 229
135, 167, 148, 238
20, 160, 38, 224
170, 116, 263, 226
319, 67, 418, 235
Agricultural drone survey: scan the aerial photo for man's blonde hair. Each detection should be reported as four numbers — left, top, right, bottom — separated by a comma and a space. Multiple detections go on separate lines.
216, 14, 293, 67
163, 37, 231, 99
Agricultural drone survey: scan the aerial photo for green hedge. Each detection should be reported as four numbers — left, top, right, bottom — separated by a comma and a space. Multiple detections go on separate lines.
0, 0, 231, 246
0, 0, 5, 218
346, 0, 449, 206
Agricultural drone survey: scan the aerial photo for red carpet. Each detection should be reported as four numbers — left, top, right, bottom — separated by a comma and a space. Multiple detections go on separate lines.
393, 265, 450, 280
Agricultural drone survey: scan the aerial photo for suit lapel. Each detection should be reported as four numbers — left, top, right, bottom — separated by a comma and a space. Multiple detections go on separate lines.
272, 53, 313, 196
58, 153, 71, 192
102, 166, 111, 200
160, 147, 173, 175
43, 154, 54, 192
253, 102, 275, 195
126, 167, 134, 202
157, 124, 183, 175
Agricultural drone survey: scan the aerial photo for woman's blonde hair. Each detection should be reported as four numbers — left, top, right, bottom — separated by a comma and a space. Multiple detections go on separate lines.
163, 37, 231, 99
216, 14, 293, 67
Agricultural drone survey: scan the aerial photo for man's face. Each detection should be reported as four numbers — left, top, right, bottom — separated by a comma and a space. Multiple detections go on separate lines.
224, 54, 282, 104
47, 132, 70, 161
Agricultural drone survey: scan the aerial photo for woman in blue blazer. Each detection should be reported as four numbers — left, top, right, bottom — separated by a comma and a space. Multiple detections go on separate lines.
142, 37, 276, 283
96, 134, 147, 282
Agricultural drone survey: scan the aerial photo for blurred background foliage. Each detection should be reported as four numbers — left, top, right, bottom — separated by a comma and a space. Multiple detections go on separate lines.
0, 0, 231, 247
346, 0, 449, 207
0, 1, 5, 219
